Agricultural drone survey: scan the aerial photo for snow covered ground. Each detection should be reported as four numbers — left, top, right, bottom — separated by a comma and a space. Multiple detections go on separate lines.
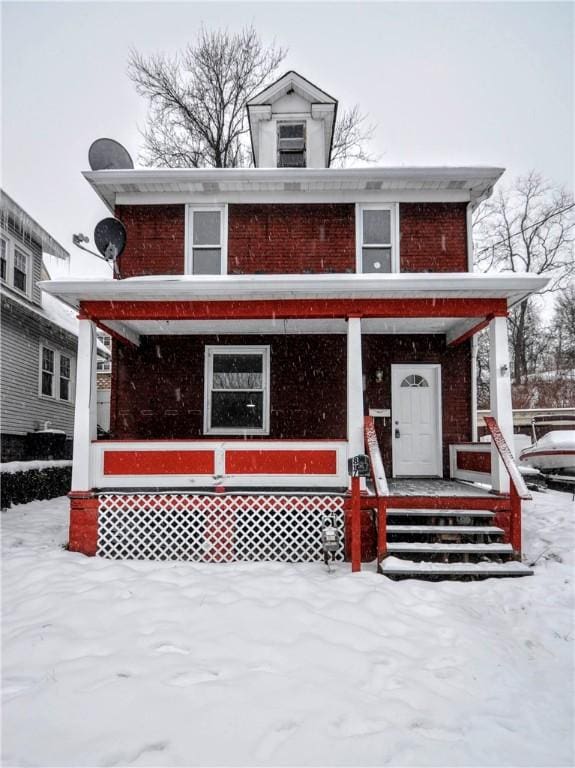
2, 491, 574, 767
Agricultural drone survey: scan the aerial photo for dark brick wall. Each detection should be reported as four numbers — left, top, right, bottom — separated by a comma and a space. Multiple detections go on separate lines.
399, 203, 468, 272
114, 202, 470, 276
110, 335, 347, 440
363, 335, 472, 476
228, 204, 355, 273
110, 333, 472, 477
115, 205, 185, 278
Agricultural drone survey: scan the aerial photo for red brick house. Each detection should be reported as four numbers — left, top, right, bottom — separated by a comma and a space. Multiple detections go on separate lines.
43, 72, 547, 577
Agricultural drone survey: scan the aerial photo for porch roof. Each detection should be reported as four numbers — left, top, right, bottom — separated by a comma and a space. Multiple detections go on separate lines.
40, 272, 547, 307
40, 273, 547, 347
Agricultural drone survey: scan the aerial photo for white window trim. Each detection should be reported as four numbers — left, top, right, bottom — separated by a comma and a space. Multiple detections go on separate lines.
204, 345, 270, 436
185, 204, 228, 275
38, 343, 75, 404
355, 203, 400, 274
0, 234, 32, 298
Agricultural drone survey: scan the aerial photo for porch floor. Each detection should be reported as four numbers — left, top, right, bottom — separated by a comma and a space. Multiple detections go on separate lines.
387, 478, 493, 498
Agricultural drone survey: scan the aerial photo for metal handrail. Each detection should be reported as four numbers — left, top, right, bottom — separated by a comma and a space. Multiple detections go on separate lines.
364, 416, 389, 497
484, 416, 531, 500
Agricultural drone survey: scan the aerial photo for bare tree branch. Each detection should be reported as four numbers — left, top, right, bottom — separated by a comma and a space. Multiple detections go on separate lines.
128, 27, 287, 168
330, 105, 377, 167
473, 171, 575, 383
128, 29, 375, 168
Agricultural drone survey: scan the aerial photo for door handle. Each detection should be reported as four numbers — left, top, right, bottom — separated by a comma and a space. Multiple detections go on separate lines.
395, 428, 400, 438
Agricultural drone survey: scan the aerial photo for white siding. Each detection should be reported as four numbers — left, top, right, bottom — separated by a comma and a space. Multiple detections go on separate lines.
1, 296, 77, 437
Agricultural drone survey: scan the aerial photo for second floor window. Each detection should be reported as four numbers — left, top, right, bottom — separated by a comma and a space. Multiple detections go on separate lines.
277, 122, 306, 168
188, 206, 226, 275
0, 237, 7, 281
13, 248, 28, 293
357, 205, 398, 273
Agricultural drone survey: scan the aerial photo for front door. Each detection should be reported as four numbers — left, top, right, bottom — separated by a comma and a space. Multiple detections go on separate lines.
391, 364, 442, 477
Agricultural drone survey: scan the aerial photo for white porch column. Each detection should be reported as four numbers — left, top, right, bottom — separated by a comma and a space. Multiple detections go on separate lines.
489, 315, 514, 493
347, 317, 364, 480
72, 319, 98, 490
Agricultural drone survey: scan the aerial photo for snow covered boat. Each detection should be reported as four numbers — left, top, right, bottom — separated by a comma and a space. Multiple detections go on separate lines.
519, 418, 575, 474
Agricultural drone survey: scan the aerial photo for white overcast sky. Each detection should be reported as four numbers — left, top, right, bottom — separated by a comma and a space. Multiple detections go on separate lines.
2, 1, 573, 278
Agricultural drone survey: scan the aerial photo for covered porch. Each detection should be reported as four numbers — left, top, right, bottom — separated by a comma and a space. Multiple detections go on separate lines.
41, 273, 546, 563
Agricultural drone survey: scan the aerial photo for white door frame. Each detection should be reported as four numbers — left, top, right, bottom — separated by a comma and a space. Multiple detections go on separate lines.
391, 363, 443, 478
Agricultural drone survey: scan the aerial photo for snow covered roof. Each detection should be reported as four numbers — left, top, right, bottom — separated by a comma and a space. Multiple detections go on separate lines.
41, 290, 79, 336
40, 272, 548, 309
0, 190, 69, 260
83, 166, 505, 211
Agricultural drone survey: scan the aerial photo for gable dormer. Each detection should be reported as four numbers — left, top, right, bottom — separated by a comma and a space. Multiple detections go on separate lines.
247, 71, 337, 169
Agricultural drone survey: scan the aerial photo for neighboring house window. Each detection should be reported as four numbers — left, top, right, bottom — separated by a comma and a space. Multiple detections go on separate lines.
0, 237, 7, 281
13, 248, 29, 293
277, 122, 306, 168
204, 345, 270, 435
41, 347, 55, 397
187, 206, 227, 275
59, 355, 71, 401
40, 345, 74, 401
356, 205, 399, 273
97, 360, 112, 373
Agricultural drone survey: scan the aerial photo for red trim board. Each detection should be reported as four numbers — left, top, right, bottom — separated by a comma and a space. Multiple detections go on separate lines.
80, 298, 509, 322
104, 450, 215, 475
225, 450, 337, 475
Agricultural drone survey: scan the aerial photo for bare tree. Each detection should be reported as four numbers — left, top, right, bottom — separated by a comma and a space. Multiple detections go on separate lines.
552, 283, 575, 372
474, 172, 575, 383
330, 104, 376, 167
128, 27, 375, 169
128, 27, 286, 168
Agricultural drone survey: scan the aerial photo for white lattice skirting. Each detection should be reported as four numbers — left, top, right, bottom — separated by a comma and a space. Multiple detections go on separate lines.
97, 493, 346, 562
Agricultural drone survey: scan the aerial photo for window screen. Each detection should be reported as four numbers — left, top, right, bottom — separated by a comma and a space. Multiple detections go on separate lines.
361, 208, 393, 273
192, 210, 222, 274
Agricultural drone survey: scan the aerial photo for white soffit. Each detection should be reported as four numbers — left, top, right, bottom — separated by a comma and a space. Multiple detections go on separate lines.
107, 317, 458, 336
83, 166, 505, 210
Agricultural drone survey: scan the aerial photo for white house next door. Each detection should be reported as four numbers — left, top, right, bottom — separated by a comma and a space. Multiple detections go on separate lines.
391, 364, 442, 477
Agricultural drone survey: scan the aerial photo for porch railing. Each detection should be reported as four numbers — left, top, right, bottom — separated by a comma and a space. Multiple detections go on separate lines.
483, 416, 531, 554
90, 439, 349, 490
364, 416, 389, 567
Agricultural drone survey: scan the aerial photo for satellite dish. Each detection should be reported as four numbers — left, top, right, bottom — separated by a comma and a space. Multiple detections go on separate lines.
94, 218, 127, 261
88, 138, 134, 171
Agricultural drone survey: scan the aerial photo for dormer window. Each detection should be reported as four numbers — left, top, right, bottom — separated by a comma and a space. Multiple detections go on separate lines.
277, 122, 306, 168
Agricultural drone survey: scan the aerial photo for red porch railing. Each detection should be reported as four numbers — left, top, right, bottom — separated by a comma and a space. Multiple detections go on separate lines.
484, 416, 531, 554
364, 416, 389, 568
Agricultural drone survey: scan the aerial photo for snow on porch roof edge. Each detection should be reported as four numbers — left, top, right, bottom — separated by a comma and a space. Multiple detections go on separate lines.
39, 273, 549, 312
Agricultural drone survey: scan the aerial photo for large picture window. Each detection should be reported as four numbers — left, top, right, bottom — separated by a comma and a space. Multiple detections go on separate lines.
204, 346, 270, 435
187, 206, 227, 275
356, 204, 398, 273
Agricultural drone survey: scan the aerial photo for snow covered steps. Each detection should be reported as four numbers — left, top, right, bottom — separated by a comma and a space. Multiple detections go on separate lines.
379, 557, 533, 580
380, 507, 533, 580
